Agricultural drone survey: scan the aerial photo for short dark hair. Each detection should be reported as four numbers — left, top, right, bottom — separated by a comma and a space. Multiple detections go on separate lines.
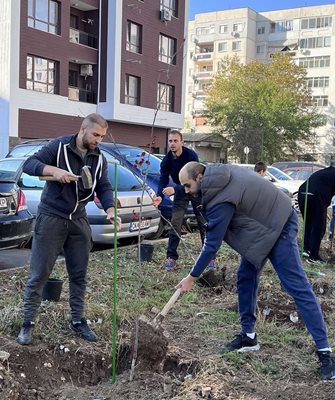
82, 113, 108, 129
254, 161, 267, 173
169, 130, 183, 141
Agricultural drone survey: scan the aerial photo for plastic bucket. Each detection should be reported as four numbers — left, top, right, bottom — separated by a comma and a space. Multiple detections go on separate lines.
42, 278, 63, 302
138, 244, 154, 262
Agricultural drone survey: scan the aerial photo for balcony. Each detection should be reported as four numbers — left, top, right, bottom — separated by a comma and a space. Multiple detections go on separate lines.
193, 71, 213, 80
192, 52, 213, 62
69, 28, 97, 49
192, 90, 208, 98
68, 87, 96, 104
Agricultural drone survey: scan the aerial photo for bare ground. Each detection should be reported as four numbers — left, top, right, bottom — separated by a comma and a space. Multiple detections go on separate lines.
1, 235, 335, 399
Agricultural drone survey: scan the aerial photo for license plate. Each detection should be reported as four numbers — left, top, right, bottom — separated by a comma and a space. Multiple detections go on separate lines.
129, 219, 151, 231
0, 198, 7, 208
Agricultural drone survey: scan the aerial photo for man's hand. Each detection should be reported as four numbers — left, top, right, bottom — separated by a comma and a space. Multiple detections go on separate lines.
43, 166, 78, 184
106, 207, 122, 230
162, 187, 175, 196
176, 274, 197, 293
152, 195, 162, 207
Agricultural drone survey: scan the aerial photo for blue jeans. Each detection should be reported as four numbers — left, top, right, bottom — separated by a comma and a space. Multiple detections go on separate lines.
237, 210, 329, 349
167, 192, 206, 260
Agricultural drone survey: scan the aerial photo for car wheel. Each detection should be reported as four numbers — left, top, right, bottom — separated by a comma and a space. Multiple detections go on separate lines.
145, 218, 166, 240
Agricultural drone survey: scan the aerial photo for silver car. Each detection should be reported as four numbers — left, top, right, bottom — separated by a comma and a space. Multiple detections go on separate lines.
0, 158, 160, 243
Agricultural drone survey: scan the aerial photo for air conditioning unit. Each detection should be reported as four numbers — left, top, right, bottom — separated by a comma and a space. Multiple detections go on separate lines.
160, 9, 172, 21
80, 64, 93, 76
193, 36, 199, 44
231, 31, 239, 37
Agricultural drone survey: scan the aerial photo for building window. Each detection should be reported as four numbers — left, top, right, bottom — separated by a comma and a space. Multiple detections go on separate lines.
196, 25, 215, 35
233, 23, 243, 32
256, 45, 265, 53
257, 26, 265, 34
157, 83, 174, 111
159, 34, 176, 65
28, 0, 59, 34
270, 20, 293, 33
26, 55, 58, 94
306, 76, 329, 88
312, 95, 328, 107
298, 55, 330, 68
301, 16, 332, 29
218, 42, 227, 52
219, 25, 228, 33
126, 21, 142, 54
299, 36, 331, 49
232, 41, 241, 51
125, 75, 140, 105
160, 0, 178, 17
68, 70, 78, 87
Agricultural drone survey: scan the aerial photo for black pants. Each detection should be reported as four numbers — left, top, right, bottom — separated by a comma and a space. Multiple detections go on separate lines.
167, 193, 206, 260
23, 212, 92, 322
298, 191, 327, 259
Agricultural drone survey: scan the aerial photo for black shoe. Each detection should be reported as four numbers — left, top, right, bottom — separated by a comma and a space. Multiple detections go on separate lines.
69, 318, 97, 342
306, 257, 326, 266
317, 351, 335, 380
17, 322, 35, 345
223, 333, 260, 353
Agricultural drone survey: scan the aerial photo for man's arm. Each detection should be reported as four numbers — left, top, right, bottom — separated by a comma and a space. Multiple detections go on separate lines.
156, 156, 170, 198
176, 202, 235, 292
23, 139, 77, 183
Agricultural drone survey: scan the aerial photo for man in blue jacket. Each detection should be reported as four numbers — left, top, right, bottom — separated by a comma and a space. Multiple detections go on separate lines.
17, 113, 121, 345
153, 130, 209, 271
176, 161, 335, 381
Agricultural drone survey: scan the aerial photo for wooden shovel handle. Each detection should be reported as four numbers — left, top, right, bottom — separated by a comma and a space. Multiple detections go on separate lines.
159, 288, 182, 318
39, 176, 79, 182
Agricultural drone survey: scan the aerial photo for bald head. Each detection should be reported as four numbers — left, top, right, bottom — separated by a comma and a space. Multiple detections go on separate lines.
179, 162, 205, 183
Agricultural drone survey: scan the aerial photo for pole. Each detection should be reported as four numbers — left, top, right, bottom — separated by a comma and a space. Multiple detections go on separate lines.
300, 178, 309, 257
112, 163, 118, 384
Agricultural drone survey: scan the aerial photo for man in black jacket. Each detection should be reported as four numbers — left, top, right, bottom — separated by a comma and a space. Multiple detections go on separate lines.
17, 113, 121, 345
153, 130, 209, 271
298, 166, 335, 264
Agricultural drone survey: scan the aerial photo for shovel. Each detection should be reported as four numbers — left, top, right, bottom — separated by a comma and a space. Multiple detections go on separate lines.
130, 288, 182, 378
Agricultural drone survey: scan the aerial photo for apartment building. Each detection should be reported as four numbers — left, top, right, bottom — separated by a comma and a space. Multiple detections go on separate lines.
185, 5, 335, 164
0, 0, 188, 157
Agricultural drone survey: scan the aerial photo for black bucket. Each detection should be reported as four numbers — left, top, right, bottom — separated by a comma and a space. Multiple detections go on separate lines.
138, 244, 154, 262
42, 278, 63, 302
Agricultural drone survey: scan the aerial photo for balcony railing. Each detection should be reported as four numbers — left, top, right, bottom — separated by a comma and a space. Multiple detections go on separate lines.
192, 52, 213, 62
68, 87, 96, 104
192, 90, 208, 98
69, 28, 97, 49
193, 71, 213, 80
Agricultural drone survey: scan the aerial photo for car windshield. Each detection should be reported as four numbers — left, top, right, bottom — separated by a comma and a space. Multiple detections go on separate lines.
107, 163, 147, 191
267, 166, 293, 181
8, 144, 44, 158
0, 159, 23, 180
115, 147, 161, 176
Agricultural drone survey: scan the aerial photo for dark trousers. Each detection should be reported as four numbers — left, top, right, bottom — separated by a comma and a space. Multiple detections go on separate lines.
237, 210, 329, 349
298, 191, 327, 259
23, 213, 92, 323
167, 193, 206, 260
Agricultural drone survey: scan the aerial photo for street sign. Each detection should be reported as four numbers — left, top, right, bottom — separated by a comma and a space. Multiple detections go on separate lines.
244, 146, 250, 154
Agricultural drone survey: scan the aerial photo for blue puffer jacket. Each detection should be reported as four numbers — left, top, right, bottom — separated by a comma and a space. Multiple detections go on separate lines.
23, 134, 114, 220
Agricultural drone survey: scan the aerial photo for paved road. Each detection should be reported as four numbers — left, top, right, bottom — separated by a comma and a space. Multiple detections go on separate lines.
0, 248, 32, 271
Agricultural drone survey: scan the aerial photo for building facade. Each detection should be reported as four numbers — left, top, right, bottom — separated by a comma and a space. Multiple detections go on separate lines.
0, 0, 189, 157
185, 5, 335, 164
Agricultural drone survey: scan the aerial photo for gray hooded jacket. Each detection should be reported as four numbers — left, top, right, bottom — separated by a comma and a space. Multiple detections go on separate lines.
201, 164, 293, 268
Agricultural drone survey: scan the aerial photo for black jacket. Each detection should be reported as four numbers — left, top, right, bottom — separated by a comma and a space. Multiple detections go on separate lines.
23, 134, 114, 219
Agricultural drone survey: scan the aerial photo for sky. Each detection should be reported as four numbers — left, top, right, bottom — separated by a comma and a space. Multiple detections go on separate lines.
189, 0, 335, 20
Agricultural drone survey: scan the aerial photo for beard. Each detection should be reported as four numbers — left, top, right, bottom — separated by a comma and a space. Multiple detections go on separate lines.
82, 132, 96, 150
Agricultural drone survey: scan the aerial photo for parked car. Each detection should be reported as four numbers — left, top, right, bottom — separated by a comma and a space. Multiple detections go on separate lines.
7, 140, 198, 238
272, 161, 326, 181
0, 157, 160, 244
234, 164, 301, 207
0, 164, 33, 249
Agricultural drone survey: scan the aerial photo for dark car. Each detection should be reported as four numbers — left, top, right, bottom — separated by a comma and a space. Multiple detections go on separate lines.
272, 161, 327, 181
8, 140, 197, 239
0, 168, 33, 249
